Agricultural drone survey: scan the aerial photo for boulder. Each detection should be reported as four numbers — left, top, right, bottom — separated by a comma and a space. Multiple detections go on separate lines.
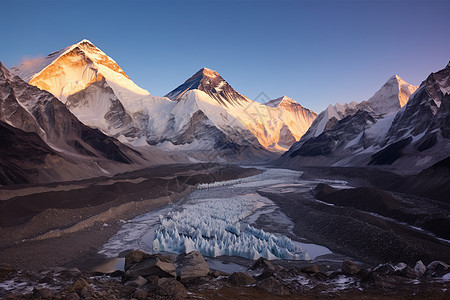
124, 250, 153, 270
414, 260, 427, 277
228, 272, 256, 286
301, 264, 320, 274
426, 261, 449, 277
371, 264, 395, 276
175, 251, 209, 281
125, 253, 176, 278
32, 287, 53, 299
256, 276, 287, 295
65, 292, 81, 300
126, 275, 147, 287
251, 257, 278, 273
156, 277, 188, 300
133, 288, 148, 300
342, 260, 360, 275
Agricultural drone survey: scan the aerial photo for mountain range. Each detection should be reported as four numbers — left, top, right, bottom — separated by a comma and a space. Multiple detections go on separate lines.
11, 40, 317, 157
280, 62, 450, 172
1, 39, 449, 184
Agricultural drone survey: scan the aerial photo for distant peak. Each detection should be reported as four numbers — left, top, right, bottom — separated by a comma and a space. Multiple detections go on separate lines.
264, 96, 298, 108
200, 67, 219, 78
76, 39, 95, 46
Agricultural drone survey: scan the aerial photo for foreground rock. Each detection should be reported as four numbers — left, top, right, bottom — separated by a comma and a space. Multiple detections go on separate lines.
124, 250, 176, 279
174, 250, 209, 282
1, 254, 449, 299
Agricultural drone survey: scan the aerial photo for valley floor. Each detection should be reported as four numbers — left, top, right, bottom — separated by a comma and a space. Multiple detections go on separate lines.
0, 164, 449, 299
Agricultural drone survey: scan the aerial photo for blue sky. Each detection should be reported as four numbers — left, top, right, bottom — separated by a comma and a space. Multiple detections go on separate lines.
1, 0, 449, 113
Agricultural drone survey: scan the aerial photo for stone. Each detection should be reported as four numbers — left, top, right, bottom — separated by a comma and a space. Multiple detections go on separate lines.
414, 260, 427, 277
80, 285, 95, 298
426, 261, 449, 277
301, 264, 320, 274
156, 277, 188, 300
395, 266, 417, 279
32, 287, 53, 298
65, 292, 80, 300
125, 253, 176, 278
126, 276, 147, 287
67, 278, 91, 293
124, 250, 154, 270
372, 264, 395, 276
256, 276, 287, 295
133, 288, 148, 300
342, 260, 360, 275
228, 272, 256, 286
175, 251, 209, 282
251, 257, 278, 273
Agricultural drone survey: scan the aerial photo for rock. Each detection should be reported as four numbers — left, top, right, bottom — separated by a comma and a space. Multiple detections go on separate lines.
65, 292, 80, 300
251, 257, 278, 273
0, 264, 16, 281
126, 276, 147, 287
426, 261, 449, 277
209, 270, 222, 278
124, 250, 153, 270
228, 272, 256, 286
133, 288, 148, 300
175, 251, 209, 282
362, 272, 407, 289
427, 261, 449, 271
66, 278, 91, 293
300, 264, 319, 274
372, 264, 395, 276
342, 259, 360, 275
256, 276, 287, 295
80, 285, 95, 298
156, 277, 188, 300
32, 287, 53, 298
397, 266, 417, 279
414, 260, 427, 277
125, 253, 176, 278
108, 270, 124, 277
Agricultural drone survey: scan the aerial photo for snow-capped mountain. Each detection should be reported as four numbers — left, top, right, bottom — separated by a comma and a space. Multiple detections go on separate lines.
11, 39, 165, 140
280, 63, 450, 171
0, 61, 148, 184
165, 71, 317, 151
296, 75, 417, 146
165, 68, 250, 107
12, 40, 317, 157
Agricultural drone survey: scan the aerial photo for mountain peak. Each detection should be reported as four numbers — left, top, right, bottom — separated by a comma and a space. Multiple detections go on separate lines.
200, 67, 219, 78
264, 96, 298, 108
165, 68, 249, 107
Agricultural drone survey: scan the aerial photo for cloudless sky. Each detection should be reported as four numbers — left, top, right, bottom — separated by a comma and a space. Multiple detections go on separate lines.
1, 0, 449, 113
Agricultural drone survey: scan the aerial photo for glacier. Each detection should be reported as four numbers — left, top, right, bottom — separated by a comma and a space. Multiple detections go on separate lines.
99, 168, 336, 261
152, 196, 309, 260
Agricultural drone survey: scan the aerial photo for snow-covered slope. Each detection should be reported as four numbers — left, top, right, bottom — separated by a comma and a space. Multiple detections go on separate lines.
0, 61, 150, 184
11, 40, 172, 143
280, 63, 450, 172
12, 40, 316, 158
166, 70, 317, 151
288, 75, 417, 154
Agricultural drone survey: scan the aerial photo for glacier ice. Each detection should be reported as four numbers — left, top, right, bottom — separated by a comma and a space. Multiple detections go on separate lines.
152, 197, 309, 260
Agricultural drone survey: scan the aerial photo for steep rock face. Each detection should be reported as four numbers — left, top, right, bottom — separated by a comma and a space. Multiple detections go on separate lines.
368, 62, 450, 169
165, 68, 250, 107
0, 120, 60, 185
280, 63, 450, 171
0, 61, 150, 184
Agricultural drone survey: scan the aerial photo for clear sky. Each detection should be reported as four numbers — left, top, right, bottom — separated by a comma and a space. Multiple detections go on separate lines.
1, 0, 449, 113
